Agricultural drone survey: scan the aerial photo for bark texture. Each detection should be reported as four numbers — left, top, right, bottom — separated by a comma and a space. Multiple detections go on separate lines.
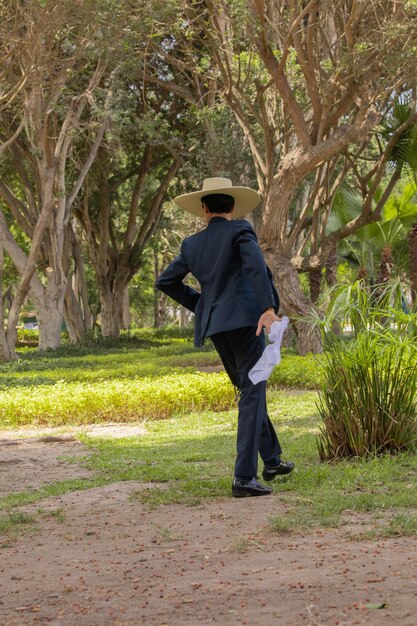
377, 245, 393, 285
0, 245, 16, 361
409, 220, 417, 309
264, 250, 323, 355
309, 267, 323, 304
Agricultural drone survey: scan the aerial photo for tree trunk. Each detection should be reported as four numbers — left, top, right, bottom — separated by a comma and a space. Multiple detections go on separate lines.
72, 232, 93, 331
259, 175, 323, 354
409, 219, 417, 309
377, 245, 393, 285
357, 266, 367, 282
309, 267, 323, 303
272, 260, 322, 355
154, 288, 161, 328
99, 288, 123, 337
120, 287, 131, 330
0, 245, 17, 361
2, 169, 55, 354
325, 243, 338, 289
0, 325, 15, 361
179, 305, 187, 328
36, 279, 66, 350
153, 291, 168, 328
265, 251, 323, 355
37, 305, 63, 350
259, 164, 323, 354
153, 250, 160, 328
324, 243, 341, 335
64, 284, 90, 343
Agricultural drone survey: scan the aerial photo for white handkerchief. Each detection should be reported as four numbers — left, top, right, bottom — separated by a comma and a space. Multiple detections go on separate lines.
248, 316, 289, 385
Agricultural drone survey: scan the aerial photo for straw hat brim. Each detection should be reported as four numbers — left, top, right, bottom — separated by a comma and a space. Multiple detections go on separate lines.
174, 186, 260, 218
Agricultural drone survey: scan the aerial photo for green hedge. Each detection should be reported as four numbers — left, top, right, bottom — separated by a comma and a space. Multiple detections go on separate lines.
0, 335, 325, 428
269, 353, 324, 389
0, 372, 235, 428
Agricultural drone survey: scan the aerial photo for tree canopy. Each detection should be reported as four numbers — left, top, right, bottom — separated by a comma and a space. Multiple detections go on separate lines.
1, 0, 417, 359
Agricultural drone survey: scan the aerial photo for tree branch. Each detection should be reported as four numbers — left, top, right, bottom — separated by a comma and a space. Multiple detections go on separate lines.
251, 0, 312, 148
123, 145, 153, 249
135, 158, 181, 253
0, 182, 34, 237
0, 119, 24, 157
65, 114, 110, 218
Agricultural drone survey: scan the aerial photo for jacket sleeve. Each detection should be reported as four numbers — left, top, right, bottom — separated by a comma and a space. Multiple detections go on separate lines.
155, 246, 201, 313
234, 221, 279, 313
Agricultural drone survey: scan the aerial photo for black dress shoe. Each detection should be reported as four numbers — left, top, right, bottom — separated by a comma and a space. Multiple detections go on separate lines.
232, 478, 272, 498
262, 460, 295, 481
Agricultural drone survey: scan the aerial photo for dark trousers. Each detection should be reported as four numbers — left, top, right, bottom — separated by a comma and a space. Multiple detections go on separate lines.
210, 326, 282, 479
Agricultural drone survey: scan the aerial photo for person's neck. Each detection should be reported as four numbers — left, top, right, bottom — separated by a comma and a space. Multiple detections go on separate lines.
206, 212, 232, 223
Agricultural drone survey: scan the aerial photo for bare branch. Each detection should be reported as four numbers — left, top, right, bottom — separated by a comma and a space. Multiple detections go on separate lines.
65, 114, 110, 217
135, 157, 182, 253
0, 182, 34, 237
0, 119, 24, 156
123, 145, 153, 248
54, 58, 108, 161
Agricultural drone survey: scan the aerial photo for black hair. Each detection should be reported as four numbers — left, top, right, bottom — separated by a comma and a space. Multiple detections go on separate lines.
201, 193, 235, 214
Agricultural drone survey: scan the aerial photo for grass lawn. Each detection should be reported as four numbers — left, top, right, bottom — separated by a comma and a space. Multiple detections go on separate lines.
0, 334, 322, 427
0, 332, 416, 538
76, 389, 417, 537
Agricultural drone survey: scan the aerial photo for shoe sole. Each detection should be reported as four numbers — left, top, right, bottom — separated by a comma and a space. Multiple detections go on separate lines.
262, 468, 294, 482
232, 490, 272, 497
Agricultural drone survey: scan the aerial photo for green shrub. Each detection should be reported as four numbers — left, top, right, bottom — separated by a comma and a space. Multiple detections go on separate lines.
16, 328, 39, 347
269, 353, 324, 389
0, 328, 324, 429
317, 333, 417, 459
0, 372, 235, 427
315, 281, 417, 460
128, 326, 194, 341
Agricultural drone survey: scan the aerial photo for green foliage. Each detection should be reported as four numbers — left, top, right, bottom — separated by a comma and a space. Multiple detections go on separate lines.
314, 282, 417, 459
0, 511, 36, 536
1, 335, 221, 425
317, 333, 417, 459
16, 328, 39, 347
2, 385, 417, 536
269, 352, 324, 389
0, 331, 326, 427
78, 389, 317, 508
329, 179, 417, 283
269, 451, 417, 534
378, 102, 417, 173
59, 391, 417, 527
0, 372, 235, 427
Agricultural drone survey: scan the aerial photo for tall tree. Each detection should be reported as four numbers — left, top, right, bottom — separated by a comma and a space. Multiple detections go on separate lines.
73, 50, 194, 337
0, 0, 131, 357
171, 0, 417, 353
76, 144, 183, 337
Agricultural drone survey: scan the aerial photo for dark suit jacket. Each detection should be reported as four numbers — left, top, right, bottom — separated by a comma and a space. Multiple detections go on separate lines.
155, 217, 279, 346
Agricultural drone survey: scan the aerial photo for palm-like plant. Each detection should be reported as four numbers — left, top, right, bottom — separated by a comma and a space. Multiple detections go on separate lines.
410, 220, 417, 307
327, 100, 417, 294
379, 101, 417, 177
328, 181, 417, 295
312, 280, 417, 460
327, 187, 375, 281
379, 101, 417, 305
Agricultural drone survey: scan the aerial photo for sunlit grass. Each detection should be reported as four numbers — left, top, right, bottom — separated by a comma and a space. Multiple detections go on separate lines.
1, 333, 416, 538
0, 372, 236, 427
1, 387, 416, 537
0, 338, 322, 428
77, 390, 417, 529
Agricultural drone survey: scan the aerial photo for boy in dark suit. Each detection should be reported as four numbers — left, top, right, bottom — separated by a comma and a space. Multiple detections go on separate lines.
156, 178, 294, 497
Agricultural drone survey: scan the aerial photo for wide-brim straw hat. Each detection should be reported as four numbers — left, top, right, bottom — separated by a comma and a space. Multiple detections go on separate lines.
174, 177, 260, 218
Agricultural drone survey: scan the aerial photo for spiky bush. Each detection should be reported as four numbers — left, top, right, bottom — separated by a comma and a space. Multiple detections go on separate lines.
315, 281, 417, 459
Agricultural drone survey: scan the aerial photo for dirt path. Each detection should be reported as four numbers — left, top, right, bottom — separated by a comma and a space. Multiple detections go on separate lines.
1, 429, 416, 626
